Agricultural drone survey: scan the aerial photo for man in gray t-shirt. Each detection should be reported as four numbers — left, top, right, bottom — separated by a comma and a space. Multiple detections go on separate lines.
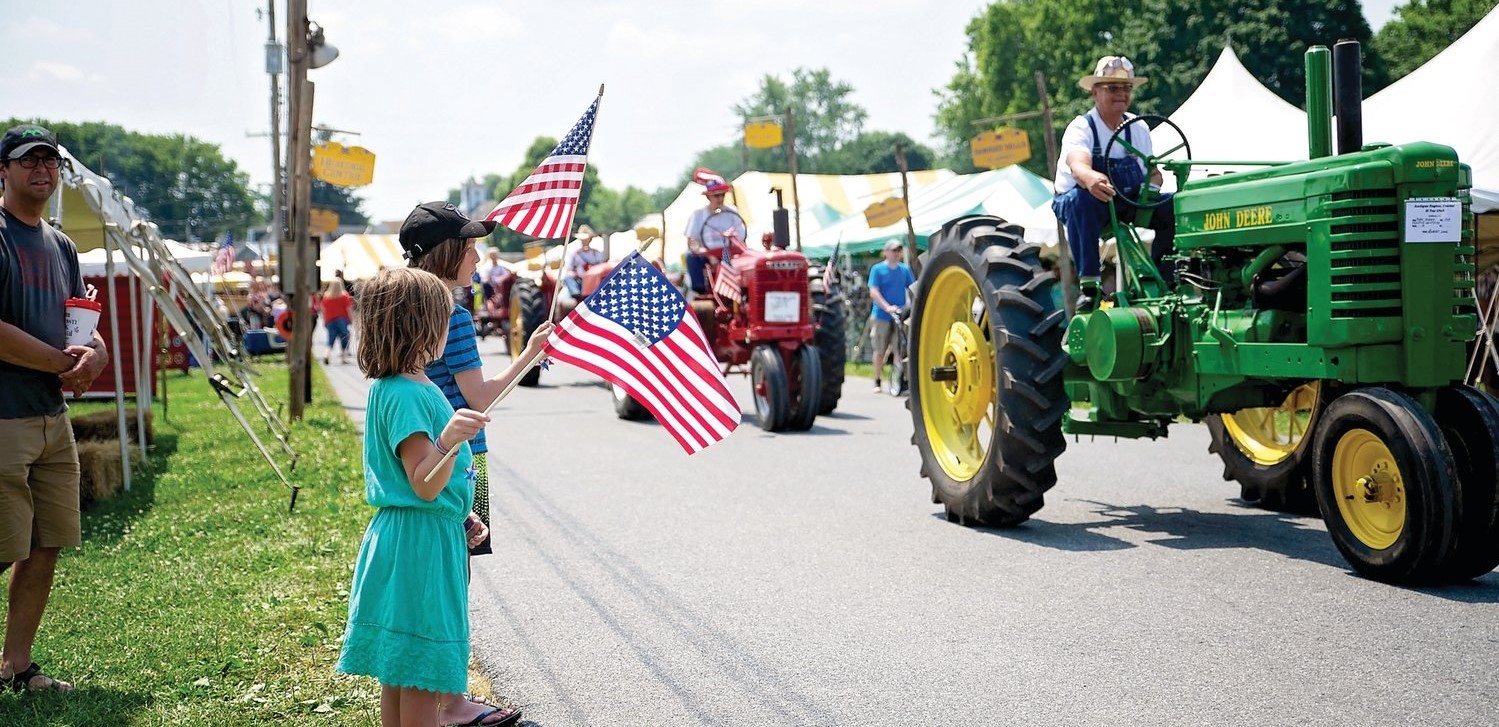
0, 124, 109, 693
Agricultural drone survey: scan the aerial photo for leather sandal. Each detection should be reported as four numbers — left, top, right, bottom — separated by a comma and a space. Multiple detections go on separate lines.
7, 662, 73, 692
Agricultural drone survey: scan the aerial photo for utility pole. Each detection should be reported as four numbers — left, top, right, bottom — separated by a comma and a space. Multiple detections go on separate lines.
286, 0, 313, 419
266, 0, 285, 257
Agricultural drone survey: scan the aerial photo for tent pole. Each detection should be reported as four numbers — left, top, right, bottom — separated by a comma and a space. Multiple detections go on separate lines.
105, 232, 132, 493
895, 142, 919, 277
128, 253, 147, 459
1035, 71, 1076, 319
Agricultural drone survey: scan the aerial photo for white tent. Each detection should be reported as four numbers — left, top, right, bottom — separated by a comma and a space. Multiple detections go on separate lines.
78, 239, 211, 277
1365, 6, 1499, 213
1153, 45, 1311, 191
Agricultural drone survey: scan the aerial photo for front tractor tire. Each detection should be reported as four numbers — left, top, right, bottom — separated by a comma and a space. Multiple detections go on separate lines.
1311, 387, 1459, 584
908, 216, 1068, 526
509, 279, 546, 387
1205, 381, 1323, 516
751, 344, 790, 432
610, 382, 651, 421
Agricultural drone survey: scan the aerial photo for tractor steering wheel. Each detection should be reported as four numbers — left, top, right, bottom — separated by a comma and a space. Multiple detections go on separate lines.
1102, 114, 1191, 210
698, 208, 747, 254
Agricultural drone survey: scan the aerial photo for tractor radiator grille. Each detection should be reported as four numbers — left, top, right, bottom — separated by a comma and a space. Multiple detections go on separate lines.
1325, 188, 1401, 320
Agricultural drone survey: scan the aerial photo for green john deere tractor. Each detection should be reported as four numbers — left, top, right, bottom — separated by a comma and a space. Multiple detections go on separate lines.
907, 41, 1497, 584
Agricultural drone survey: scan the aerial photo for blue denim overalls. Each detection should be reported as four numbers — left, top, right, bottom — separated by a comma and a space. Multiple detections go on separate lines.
1051, 113, 1175, 279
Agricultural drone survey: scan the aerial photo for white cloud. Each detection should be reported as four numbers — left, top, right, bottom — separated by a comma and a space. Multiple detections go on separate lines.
26, 61, 91, 83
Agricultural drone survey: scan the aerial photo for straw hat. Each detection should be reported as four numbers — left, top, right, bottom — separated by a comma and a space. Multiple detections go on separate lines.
1078, 56, 1148, 91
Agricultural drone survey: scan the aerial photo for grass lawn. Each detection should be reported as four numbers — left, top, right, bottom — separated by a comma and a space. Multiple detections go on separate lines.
0, 363, 447, 726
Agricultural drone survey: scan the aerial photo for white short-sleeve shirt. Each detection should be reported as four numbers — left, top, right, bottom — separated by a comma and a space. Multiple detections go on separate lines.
1052, 107, 1153, 195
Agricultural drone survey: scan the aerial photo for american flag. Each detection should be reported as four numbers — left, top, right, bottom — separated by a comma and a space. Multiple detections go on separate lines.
211, 232, 235, 275
486, 95, 600, 239
545, 251, 739, 453
712, 246, 741, 304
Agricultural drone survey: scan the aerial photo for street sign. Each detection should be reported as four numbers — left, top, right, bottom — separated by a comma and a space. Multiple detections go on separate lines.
744, 120, 784, 149
970, 127, 1031, 169
311, 141, 376, 187
863, 197, 909, 228
309, 208, 340, 237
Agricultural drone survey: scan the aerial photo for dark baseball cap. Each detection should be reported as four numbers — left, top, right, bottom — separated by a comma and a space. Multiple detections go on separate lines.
1, 125, 60, 161
398, 202, 497, 260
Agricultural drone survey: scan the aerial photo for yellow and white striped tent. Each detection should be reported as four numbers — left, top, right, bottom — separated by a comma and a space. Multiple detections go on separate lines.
318, 233, 406, 281
637, 169, 953, 269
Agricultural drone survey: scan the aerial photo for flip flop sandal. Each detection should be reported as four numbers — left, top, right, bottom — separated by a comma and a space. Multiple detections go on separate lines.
450, 704, 522, 727
7, 662, 71, 692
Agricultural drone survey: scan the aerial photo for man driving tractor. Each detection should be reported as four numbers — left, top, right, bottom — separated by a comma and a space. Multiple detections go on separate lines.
1051, 55, 1177, 310
684, 168, 746, 294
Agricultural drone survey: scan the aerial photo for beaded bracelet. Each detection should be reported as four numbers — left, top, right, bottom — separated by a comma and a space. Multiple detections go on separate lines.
434, 438, 450, 456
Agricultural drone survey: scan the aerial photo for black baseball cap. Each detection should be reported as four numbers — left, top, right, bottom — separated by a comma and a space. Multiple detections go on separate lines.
398, 202, 497, 260
1, 125, 60, 162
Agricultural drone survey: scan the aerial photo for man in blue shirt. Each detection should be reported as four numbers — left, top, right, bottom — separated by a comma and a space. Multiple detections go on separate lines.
868, 240, 915, 393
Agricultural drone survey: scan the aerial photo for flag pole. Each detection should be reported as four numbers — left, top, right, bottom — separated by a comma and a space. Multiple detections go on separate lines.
547, 85, 606, 324
424, 342, 552, 481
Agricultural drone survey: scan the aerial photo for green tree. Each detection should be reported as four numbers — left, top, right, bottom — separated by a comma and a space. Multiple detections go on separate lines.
813, 131, 937, 174
935, 0, 1389, 179
1375, 0, 1497, 79
5, 118, 263, 242
310, 180, 369, 226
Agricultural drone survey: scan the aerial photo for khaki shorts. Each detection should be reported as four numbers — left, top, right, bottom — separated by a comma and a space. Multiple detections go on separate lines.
0, 413, 81, 562
869, 317, 899, 366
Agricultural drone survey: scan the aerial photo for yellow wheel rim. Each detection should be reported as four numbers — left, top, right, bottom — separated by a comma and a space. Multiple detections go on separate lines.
1222, 381, 1321, 466
917, 265, 998, 482
1331, 427, 1406, 550
509, 295, 525, 356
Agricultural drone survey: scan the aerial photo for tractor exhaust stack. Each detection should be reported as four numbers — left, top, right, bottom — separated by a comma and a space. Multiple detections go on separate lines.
1305, 46, 1333, 159
1333, 39, 1364, 155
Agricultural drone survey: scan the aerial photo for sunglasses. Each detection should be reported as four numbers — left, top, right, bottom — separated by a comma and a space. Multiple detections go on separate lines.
1097, 83, 1134, 94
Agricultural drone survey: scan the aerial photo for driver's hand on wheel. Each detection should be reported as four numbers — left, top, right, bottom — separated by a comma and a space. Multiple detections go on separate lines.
1085, 172, 1117, 202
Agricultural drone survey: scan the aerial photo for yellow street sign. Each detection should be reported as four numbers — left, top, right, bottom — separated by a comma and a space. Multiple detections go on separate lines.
312, 141, 376, 187
309, 208, 340, 237
970, 127, 1031, 169
863, 197, 909, 229
744, 120, 784, 149
635, 226, 661, 242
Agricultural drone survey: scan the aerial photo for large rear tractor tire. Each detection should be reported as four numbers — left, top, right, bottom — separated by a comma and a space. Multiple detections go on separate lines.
509, 279, 546, 387
811, 279, 847, 414
786, 343, 822, 431
1311, 387, 1459, 584
1433, 385, 1499, 581
751, 344, 790, 432
1205, 381, 1323, 516
908, 215, 1068, 526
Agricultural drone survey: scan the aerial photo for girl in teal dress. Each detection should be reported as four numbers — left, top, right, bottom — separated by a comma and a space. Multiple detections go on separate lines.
336, 268, 494, 726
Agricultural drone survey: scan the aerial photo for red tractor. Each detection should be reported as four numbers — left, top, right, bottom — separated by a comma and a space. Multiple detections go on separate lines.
610, 208, 847, 431
489, 241, 615, 387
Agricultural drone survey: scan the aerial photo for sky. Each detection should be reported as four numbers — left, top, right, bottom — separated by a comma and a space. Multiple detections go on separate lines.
1, 0, 1405, 227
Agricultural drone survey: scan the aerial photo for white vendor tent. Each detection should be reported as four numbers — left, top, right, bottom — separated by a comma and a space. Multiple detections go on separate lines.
1365, 6, 1499, 213
1152, 44, 1311, 191
801, 166, 1058, 257
78, 239, 212, 276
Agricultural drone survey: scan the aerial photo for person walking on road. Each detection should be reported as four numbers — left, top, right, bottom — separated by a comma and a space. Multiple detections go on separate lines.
321, 278, 354, 365
0, 124, 110, 693
868, 240, 914, 393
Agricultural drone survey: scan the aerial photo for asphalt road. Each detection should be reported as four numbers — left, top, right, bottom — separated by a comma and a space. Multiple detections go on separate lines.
325, 333, 1499, 727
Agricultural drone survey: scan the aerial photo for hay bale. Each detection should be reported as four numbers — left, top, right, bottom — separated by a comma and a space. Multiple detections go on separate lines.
77, 439, 138, 506
71, 408, 153, 445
